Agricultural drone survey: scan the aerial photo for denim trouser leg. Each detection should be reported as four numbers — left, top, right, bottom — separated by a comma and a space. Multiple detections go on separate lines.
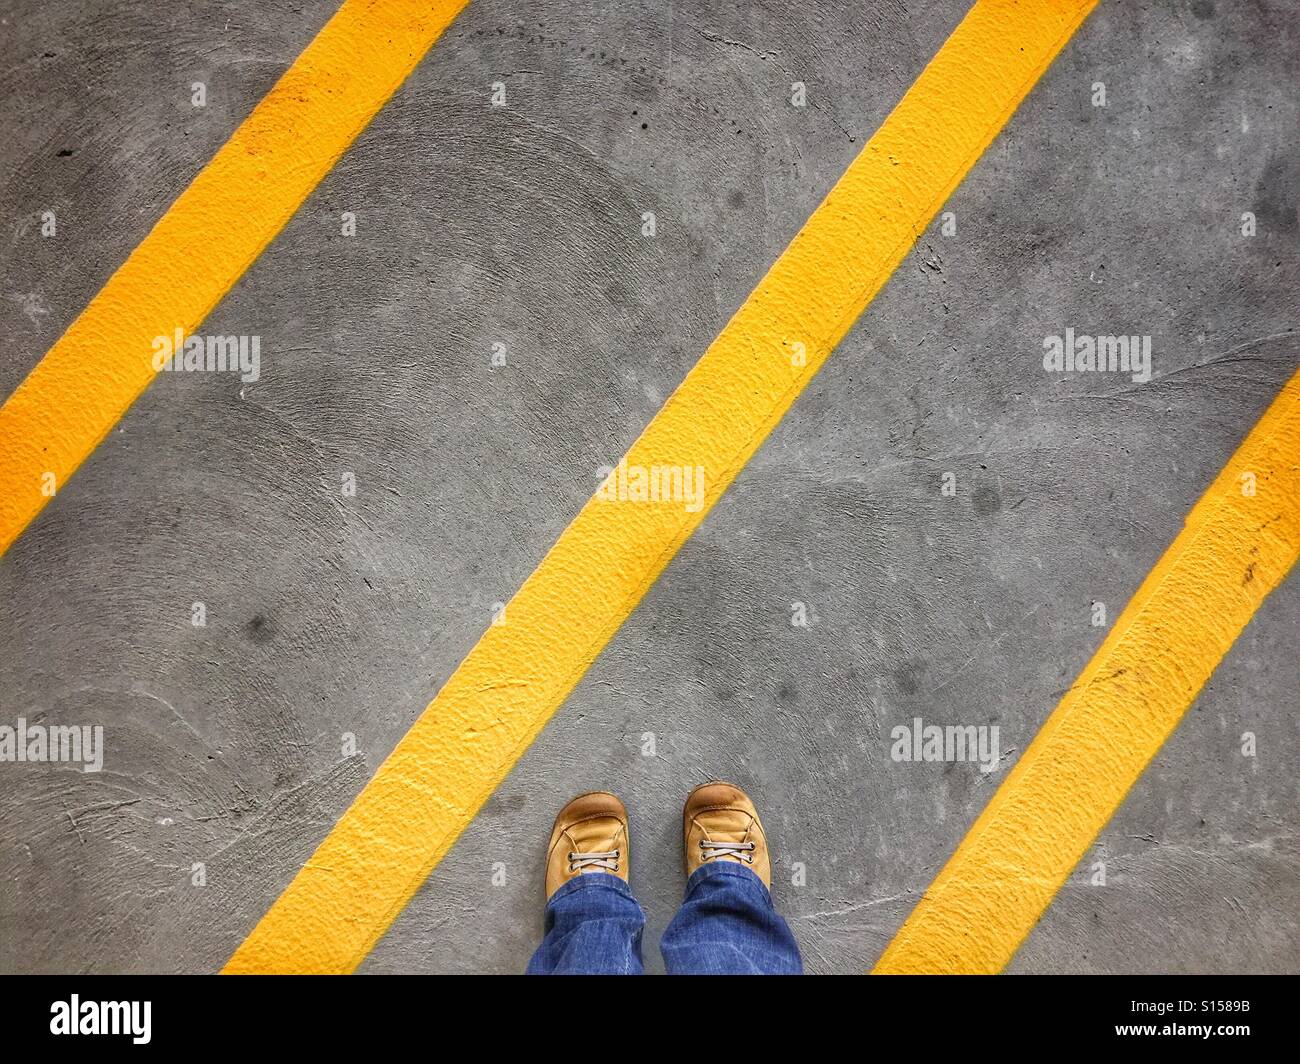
526, 872, 646, 974
660, 862, 803, 974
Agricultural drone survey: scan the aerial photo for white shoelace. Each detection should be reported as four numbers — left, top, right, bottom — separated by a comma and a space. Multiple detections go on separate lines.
568, 849, 620, 873
699, 839, 755, 864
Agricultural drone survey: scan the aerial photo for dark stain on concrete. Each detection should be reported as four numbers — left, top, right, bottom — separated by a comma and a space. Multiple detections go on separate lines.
894, 661, 926, 697
972, 484, 1002, 517
243, 613, 278, 645
1255, 153, 1298, 233
483, 793, 528, 816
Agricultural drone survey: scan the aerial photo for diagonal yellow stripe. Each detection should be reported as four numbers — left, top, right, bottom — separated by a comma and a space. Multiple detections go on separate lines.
0, 0, 470, 558
874, 368, 1300, 975
224, 0, 1101, 974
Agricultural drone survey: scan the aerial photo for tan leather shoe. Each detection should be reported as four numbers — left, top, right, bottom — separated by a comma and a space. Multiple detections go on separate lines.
545, 791, 630, 899
683, 781, 771, 888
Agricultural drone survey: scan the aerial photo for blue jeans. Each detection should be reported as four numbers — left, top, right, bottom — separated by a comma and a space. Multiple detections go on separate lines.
526, 862, 802, 975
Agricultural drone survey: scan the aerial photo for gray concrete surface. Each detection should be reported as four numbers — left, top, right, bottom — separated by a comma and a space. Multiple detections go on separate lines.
1, 0, 1297, 974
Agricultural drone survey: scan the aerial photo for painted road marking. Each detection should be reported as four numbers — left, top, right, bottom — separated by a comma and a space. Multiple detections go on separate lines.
224, 0, 1101, 974
874, 368, 1300, 974
0, 0, 470, 559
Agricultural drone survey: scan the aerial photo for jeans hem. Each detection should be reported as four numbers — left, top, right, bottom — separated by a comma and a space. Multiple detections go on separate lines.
686, 859, 774, 904
547, 870, 638, 907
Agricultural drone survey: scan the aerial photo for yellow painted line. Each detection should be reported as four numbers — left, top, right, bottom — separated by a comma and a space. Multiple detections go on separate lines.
874, 368, 1300, 975
225, 0, 1100, 974
0, 0, 470, 558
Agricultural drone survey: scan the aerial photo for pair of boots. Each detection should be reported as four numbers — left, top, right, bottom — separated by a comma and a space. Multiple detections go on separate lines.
529, 782, 802, 974
545, 781, 771, 894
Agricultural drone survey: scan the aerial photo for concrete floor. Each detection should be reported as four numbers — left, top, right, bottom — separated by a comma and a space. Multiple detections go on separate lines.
1, 0, 1297, 974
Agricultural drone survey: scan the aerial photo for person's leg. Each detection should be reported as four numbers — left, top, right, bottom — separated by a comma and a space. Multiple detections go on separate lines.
526, 791, 645, 975
661, 863, 801, 975
661, 782, 802, 975
526, 871, 645, 974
